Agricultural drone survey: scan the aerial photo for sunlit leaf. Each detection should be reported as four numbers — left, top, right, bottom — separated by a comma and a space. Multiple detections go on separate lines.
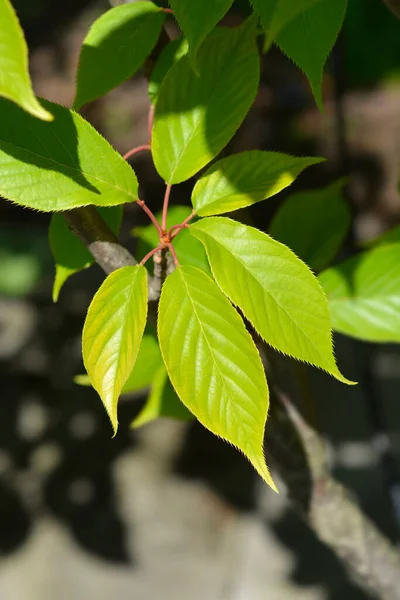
131, 365, 193, 428
250, 0, 322, 49
0, 98, 138, 211
319, 244, 400, 342
192, 151, 323, 216
276, 0, 347, 109
269, 179, 350, 271
0, 0, 52, 120
74, 2, 165, 110
83, 265, 148, 432
49, 207, 123, 301
191, 217, 353, 383
168, 0, 234, 71
158, 266, 276, 489
148, 38, 188, 105
152, 19, 260, 183
133, 205, 210, 274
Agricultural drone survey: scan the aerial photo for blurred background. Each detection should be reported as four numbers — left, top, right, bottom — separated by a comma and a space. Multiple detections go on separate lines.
0, 0, 400, 598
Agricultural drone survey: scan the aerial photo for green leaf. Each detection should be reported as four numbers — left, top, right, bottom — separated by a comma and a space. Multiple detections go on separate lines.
0, 0, 52, 120
83, 265, 148, 432
75, 332, 162, 392
269, 179, 351, 271
168, 0, 234, 72
50, 207, 123, 301
148, 38, 188, 105
158, 265, 276, 489
276, 0, 347, 109
192, 151, 323, 216
131, 365, 193, 428
363, 225, 400, 248
319, 244, 400, 342
191, 217, 352, 384
133, 205, 210, 274
250, 0, 322, 49
0, 98, 138, 211
152, 19, 260, 184
74, 2, 165, 110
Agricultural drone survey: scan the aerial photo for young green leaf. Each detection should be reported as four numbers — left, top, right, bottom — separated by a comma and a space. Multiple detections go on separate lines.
191, 151, 323, 216
190, 217, 352, 384
158, 266, 276, 489
148, 38, 188, 105
152, 19, 260, 183
276, 0, 347, 109
49, 207, 123, 301
269, 179, 351, 271
133, 205, 210, 274
75, 332, 162, 392
74, 2, 165, 110
250, 0, 322, 49
83, 265, 148, 432
319, 244, 400, 342
0, 0, 52, 120
0, 98, 138, 211
168, 0, 234, 72
131, 365, 193, 429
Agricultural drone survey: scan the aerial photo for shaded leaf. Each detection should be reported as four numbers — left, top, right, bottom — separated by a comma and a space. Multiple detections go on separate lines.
0, 0, 52, 120
49, 207, 123, 301
152, 19, 260, 183
168, 0, 234, 71
250, 0, 322, 49
131, 365, 193, 428
158, 265, 276, 489
74, 2, 165, 110
269, 179, 350, 271
0, 98, 138, 211
191, 217, 352, 383
319, 244, 400, 342
276, 0, 347, 109
83, 265, 148, 431
192, 150, 323, 216
148, 38, 188, 105
133, 205, 210, 274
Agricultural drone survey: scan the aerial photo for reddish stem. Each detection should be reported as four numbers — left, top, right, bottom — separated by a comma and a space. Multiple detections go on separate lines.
140, 245, 164, 266
161, 7, 174, 14
167, 242, 180, 267
137, 200, 163, 235
162, 184, 172, 233
169, 210, 196, 239
123, 144, 151, 161
147, 104, 155, 143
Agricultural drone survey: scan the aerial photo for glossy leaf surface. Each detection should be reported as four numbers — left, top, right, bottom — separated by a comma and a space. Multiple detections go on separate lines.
83, 265, 148, 431
148, 38, 188, 105
74, 2, 165, 109
191, 217, 351, 383
152, 20, 260, 183
319, 244, 400, 342
269, 180, 351, 271
158, 266, 276, 489
277, 0, 347, 109
168, 0, 234, 71
250, 0, 322, 48
133, 205, 210, 274
49, 207, 123, 301
0, 0, 52, 120
131, 365, 193, 428
192, 151, 323, 216
0, 99, 138, 211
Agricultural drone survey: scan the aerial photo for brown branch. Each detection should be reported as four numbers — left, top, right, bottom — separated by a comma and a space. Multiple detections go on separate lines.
263, 351, 400, 599
382, 0, 400, 19
64, 206, 160, 302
